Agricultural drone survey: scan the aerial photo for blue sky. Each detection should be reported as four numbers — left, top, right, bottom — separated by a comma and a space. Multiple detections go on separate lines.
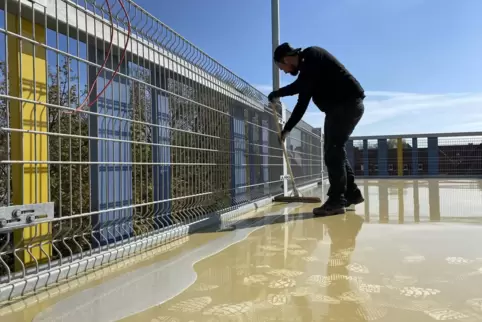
134, 0, 482, 136
0, 0, 481, 136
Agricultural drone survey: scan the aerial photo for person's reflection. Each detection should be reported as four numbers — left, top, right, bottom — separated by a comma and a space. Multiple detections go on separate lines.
288, 213, 365, 321
323, 213, 365, 321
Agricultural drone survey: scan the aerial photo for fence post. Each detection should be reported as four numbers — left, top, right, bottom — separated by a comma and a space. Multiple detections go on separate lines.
378, 139, 388, 176
8, 13, 51, 269
363, 140, 369, 176
397, 138, 404, 177
428, 137, 439, 176
412, 138, 418, 176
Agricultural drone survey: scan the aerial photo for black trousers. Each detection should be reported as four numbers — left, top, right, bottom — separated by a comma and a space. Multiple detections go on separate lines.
323, 99, 364, 203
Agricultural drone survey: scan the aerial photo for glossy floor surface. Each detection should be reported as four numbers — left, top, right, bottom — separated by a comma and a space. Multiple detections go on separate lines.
2, 179, 482, 321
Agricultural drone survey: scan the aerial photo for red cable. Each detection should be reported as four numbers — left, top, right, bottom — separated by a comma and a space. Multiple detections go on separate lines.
70, 0, 131, 113
69, 0, 114, 113
84, 0, 130, 110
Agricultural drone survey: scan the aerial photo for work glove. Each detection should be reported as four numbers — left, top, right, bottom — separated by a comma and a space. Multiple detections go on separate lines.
268, 90, 279, 102
278, 128, 289, 145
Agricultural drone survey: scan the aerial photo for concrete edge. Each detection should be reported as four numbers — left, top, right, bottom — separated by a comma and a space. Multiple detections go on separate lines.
17, 204, 302, 321
0, 182, 319, 303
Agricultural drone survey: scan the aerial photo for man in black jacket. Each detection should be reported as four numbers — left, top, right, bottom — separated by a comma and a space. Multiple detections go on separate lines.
269, 43, 365, 216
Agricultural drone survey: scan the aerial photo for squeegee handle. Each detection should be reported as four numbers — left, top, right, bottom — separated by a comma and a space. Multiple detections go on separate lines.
270, 102, 298, 194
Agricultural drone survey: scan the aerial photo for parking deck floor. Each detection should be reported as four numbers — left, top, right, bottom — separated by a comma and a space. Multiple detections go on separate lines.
2, 179, 482, 322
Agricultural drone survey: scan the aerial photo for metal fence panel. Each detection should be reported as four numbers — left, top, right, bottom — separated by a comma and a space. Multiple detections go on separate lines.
0, 0, 323, 301
285, 110, 323, 189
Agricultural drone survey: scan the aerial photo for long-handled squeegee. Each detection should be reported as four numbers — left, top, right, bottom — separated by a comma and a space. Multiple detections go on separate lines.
271, 102, 321, 203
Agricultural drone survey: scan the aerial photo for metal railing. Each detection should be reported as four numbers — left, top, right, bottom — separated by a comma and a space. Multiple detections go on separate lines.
0, 0, 323, 302
285, 110, 323, 189
348, 132, 482, 178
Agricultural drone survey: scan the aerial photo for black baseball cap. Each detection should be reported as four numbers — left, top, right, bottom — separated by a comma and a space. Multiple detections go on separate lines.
273, 42, 302, 63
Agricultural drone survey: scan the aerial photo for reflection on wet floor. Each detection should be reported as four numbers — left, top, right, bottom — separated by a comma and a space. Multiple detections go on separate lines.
355, 179, 482, 223
118, 201, 482, 321
2, 179, 482, 322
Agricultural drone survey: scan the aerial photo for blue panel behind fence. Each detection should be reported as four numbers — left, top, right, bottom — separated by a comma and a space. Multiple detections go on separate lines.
428, 137, 439, 175
261, 117, 269, 195
378, 139, 388, 176
230, 113, 235, 205
412, 138, 418, 176
233, 113, 247, 203
363, 140, 369, 176
230, 106, 247, 205
248, 110, 256, 191
93, 77, 133, 245
152, 94, 171, 228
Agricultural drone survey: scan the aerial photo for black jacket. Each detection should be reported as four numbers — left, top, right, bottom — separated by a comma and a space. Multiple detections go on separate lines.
276, 46, 365, 132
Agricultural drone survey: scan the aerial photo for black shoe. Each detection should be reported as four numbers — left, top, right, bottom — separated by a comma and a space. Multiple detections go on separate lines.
313, 199, 346, 217
345, 189, 364, 208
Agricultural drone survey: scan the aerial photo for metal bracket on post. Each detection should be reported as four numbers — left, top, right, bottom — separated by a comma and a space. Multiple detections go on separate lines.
0, 202, 54, 232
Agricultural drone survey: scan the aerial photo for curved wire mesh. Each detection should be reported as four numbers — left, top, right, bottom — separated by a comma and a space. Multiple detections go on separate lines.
0, 0, 323, 300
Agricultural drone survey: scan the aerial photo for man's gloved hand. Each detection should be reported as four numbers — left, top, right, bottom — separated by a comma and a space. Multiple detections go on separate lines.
278, 129, 289, 145
268, 90, 279, 102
